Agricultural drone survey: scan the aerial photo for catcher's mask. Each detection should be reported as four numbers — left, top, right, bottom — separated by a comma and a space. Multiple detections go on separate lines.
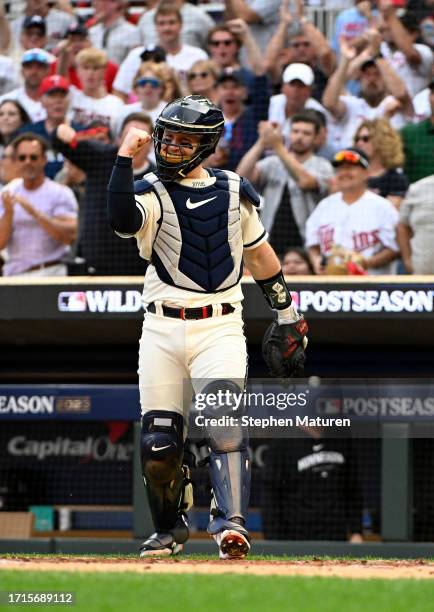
153, 95, 224, 181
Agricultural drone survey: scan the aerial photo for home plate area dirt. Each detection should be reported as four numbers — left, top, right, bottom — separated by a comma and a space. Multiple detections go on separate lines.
1, 557, 434, 580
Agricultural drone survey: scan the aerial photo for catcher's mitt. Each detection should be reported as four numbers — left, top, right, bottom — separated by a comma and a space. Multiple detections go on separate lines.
262, 318, 308, 378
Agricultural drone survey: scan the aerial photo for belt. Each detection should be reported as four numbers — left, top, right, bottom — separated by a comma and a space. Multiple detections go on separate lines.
25, 259, 64, 273
147, 302, 235, 320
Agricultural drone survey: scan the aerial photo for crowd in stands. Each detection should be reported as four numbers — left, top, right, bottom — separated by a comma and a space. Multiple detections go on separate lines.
0, 0, 433, 277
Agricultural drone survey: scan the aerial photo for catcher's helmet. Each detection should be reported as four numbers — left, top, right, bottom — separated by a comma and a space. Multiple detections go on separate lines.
153, 95, 224, 181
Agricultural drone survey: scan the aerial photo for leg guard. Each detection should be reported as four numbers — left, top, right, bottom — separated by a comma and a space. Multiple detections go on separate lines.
199, 380, 251, 535
141, 410, 191, 542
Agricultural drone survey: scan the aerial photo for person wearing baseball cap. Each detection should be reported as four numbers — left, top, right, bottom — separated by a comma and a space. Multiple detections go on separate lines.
54, 23, 119, 93
0, 48, 52, 123
305, 144, 399, 275
20, 15, 48, 51
17, 75, 71, 179
268, 62, 328, 143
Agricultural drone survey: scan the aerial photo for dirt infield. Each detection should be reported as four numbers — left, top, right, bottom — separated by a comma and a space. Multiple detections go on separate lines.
1, 557, 434, 580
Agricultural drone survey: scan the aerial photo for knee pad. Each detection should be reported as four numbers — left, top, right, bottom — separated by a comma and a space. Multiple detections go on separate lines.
200, 380, 248, 453
141, 411, 184, 484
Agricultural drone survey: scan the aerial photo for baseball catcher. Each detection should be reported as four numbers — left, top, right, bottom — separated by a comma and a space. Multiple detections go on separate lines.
107, 95, 308, 560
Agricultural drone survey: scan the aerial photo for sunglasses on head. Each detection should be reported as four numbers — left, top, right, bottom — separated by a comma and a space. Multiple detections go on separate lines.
188, 71, 210, 80
355, 134, 371, 143
333, 150, 368, 168
17, 153, 40, 162
135, 77, 161, 88
210, 39, 234, 47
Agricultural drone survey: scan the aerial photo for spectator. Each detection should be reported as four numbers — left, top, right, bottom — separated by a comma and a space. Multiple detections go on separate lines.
10, 0, 76, 51
216, 68, 269, 171
268, 63, 328, 144
88, 0, 141, 65
224, 0, 281, 52
306, 147, 399, 275
19, 15, 48, 52
0, 133, 78, 276
401, 79, 434, 183
187, 60, 219, 105
331, 0, 378, 55
0, 49, 52, 123
353, 118, 408, 207
264, 0, 336, 101
54, 23, 119, 93
0, 145, 20, 188
397, 174, 434, 274
262, 429, 363, 541
322, 38, 413, 150
237, 115, 333, 254
282, 247, 314, 275
379, 5, 433, 97
112, 4, 207, 98
115, 62, 168, 134
0, 49, 51, 121
158, 63, 183, 102
0, 101, 31, 147
19, 75, 74, 179
207, 20, 264, 99
138, 0, 215, 50
53, 113, 154, 275
68, 48, 124, 131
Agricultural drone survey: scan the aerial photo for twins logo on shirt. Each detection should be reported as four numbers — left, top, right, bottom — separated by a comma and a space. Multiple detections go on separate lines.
319, 224, 381, 254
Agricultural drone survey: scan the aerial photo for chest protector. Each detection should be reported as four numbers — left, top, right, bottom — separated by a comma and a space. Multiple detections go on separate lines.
136, 169, 246, 293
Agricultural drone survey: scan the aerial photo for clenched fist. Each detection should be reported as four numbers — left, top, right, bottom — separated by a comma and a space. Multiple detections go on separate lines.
118, 128, 152, 159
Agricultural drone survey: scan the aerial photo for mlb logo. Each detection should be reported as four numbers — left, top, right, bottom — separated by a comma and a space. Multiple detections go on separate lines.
315, 398, 341, 415
58, 292, 87, 312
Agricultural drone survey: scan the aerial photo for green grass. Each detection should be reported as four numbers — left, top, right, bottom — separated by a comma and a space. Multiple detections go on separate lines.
1, 571, 434, 612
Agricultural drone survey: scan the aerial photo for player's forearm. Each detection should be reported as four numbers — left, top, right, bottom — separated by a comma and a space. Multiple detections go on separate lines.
107, 156, 143, 234
364, 247, 397, 270
244, 240, 281, 280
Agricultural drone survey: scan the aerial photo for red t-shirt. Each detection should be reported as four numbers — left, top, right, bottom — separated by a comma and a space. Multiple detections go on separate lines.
50, 60, 119, 93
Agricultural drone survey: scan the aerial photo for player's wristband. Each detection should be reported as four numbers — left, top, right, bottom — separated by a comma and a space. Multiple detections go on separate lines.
256, 270, 292, 310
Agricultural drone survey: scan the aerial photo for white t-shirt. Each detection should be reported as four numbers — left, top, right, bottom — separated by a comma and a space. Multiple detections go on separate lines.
125, 174, 267, 307
89, 18, 142, 65
113, 44, 208, 96
0, 87, 46, 122
331, 95, 408, 150
305, 190, 399, 275
69, 86, 124, 132
413, 87, 431, 122
115, 100, 167, 136
268, 93, 331, 143
381, 42, 433, 98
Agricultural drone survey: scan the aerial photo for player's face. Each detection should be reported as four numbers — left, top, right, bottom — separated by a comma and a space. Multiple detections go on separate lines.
290, 121, 317, 155
15, 140, 46, 181
160, 130, 201, 164
335, 162, 368, 192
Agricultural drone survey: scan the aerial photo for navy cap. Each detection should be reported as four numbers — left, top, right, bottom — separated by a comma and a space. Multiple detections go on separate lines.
23, 15, 46, 32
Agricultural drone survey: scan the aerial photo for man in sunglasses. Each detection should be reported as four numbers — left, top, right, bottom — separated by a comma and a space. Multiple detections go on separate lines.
107, 95, 308, 559
306, 147, 399, 275
0, 133, 78, 276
